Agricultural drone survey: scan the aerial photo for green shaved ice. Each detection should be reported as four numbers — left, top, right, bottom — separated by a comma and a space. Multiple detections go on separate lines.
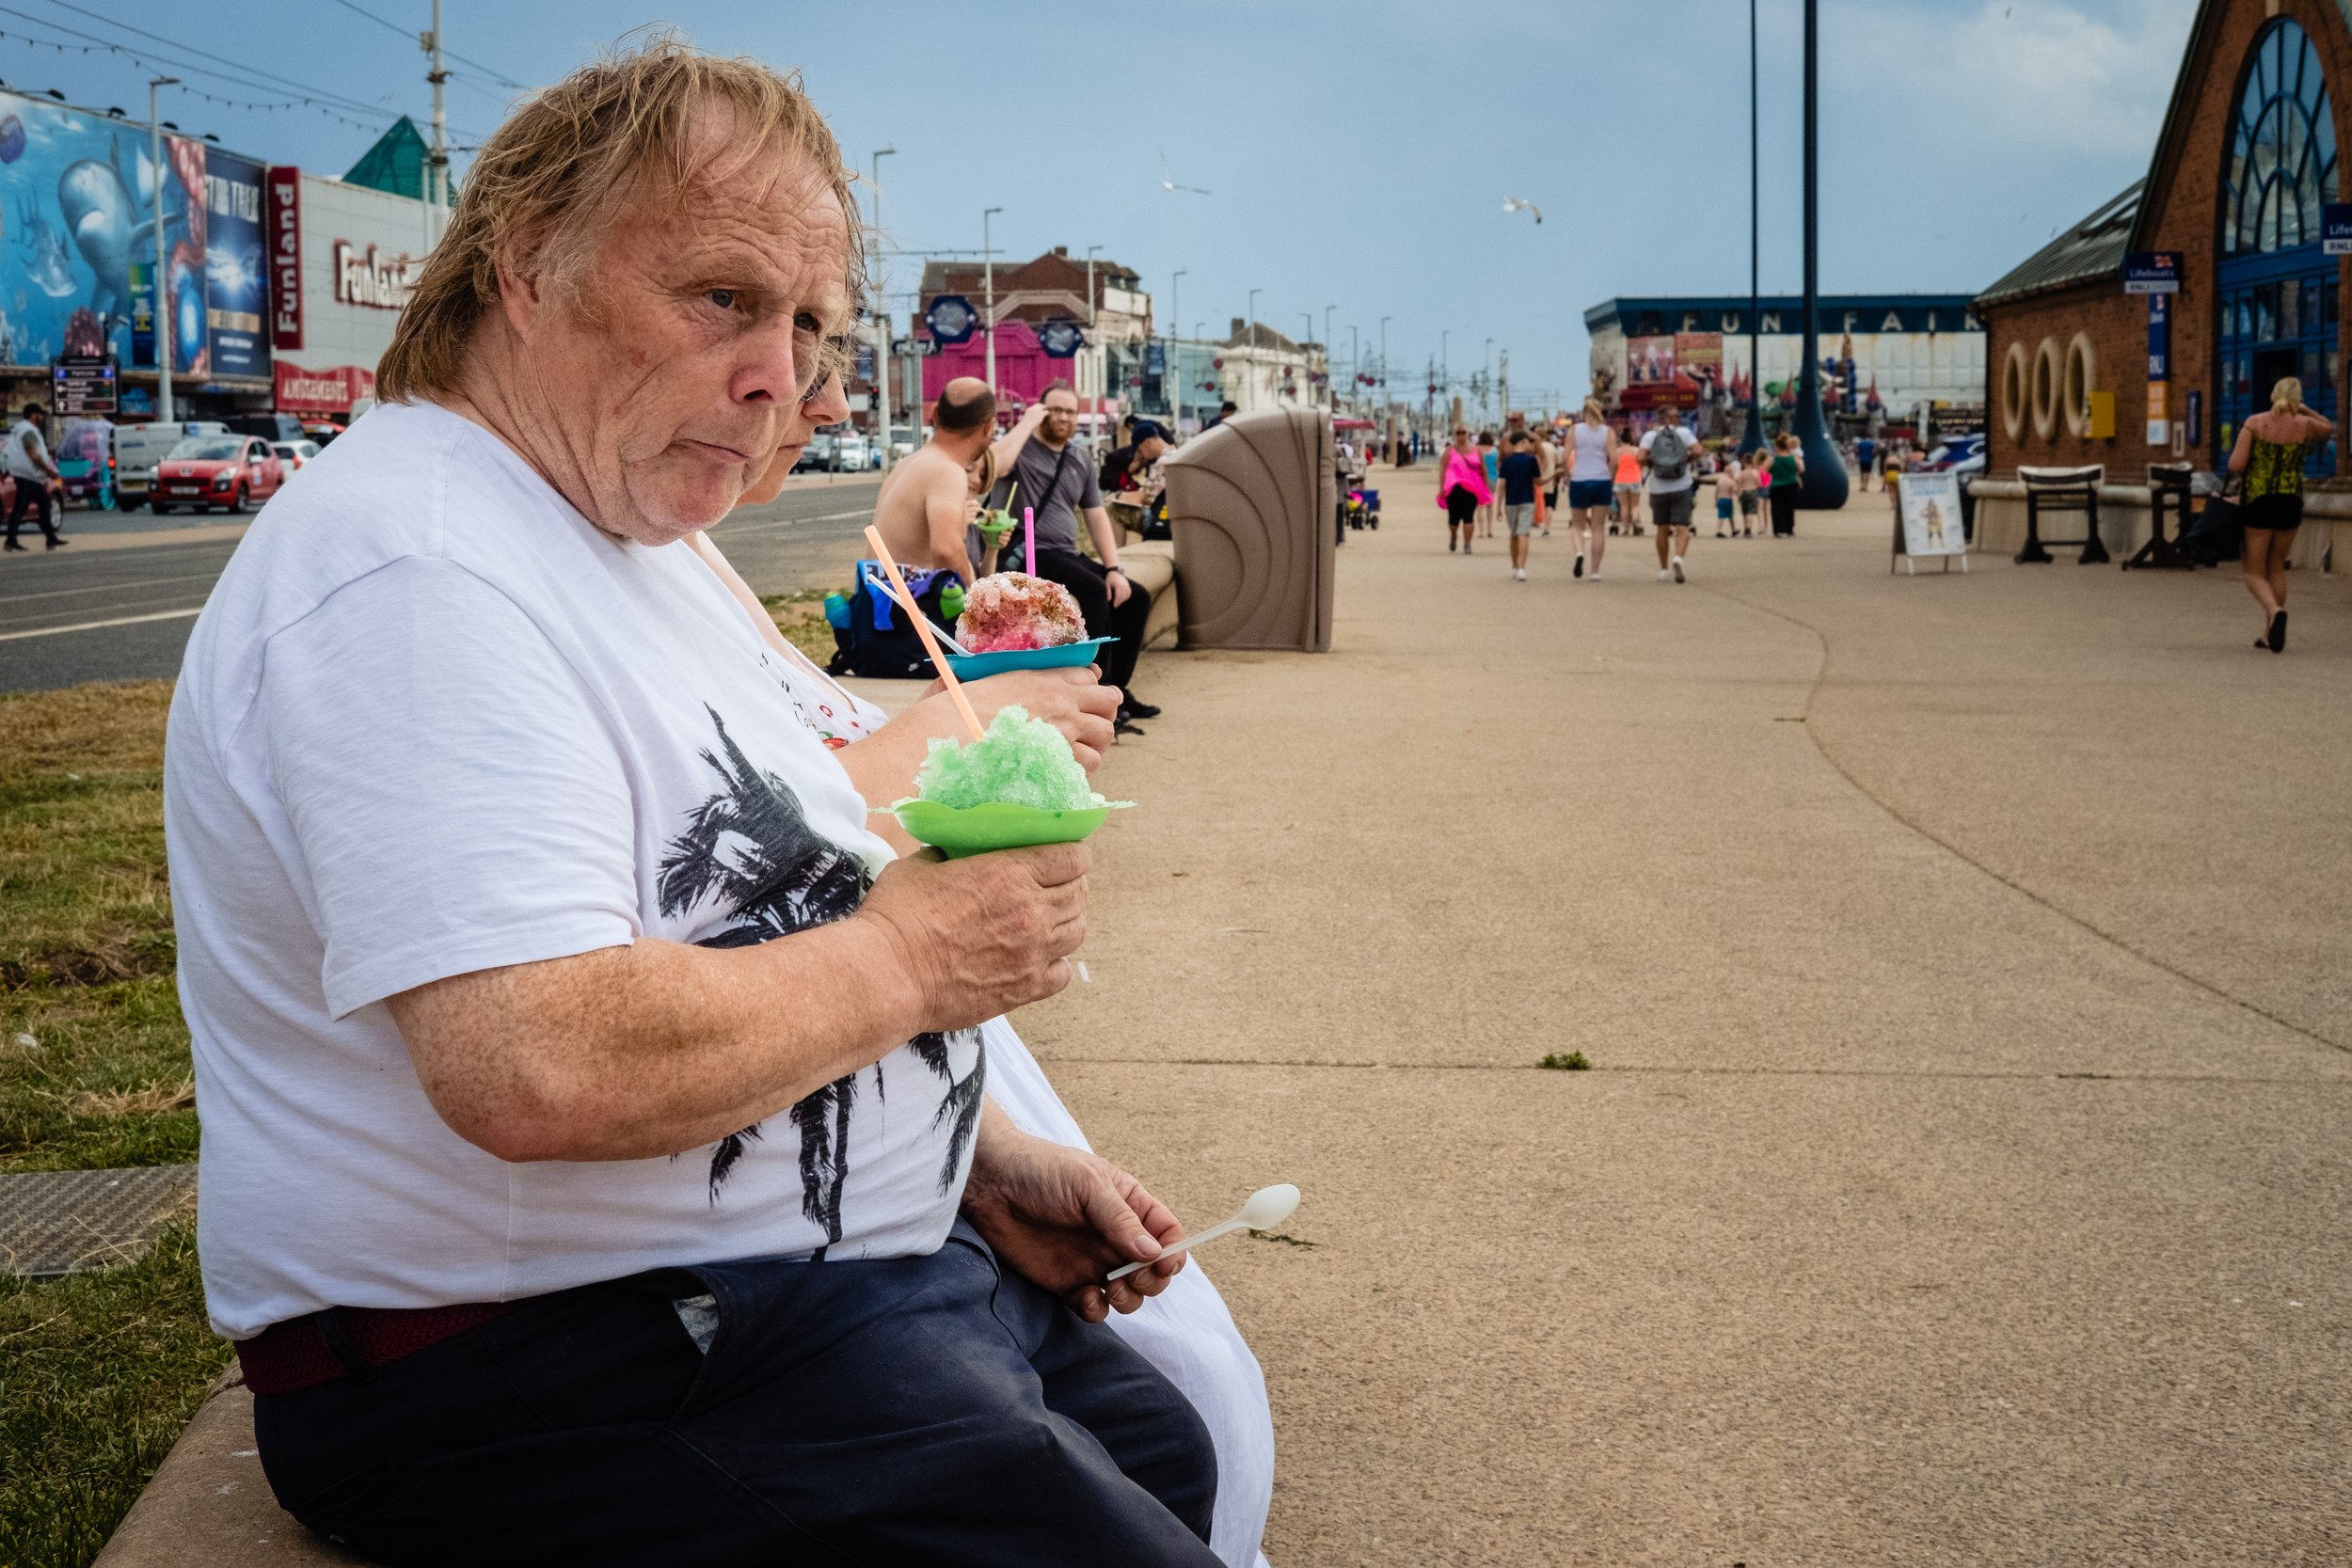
915, 705, 1105, 811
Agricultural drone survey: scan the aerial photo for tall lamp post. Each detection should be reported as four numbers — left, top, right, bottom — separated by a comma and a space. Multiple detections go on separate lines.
1380, 315, 1392, 449
1740, 0, 1765, 454
1300, 313, 1315, 408
1346, 324, 1359, 417
869, 145, 895, 467
1084, 244, 1104, 418
1168, 268, 1186, 422
981, 205, 1003, 394
1792, 0, 1848, 508
1246, 288, 1262, 409
149, 76, 180, 422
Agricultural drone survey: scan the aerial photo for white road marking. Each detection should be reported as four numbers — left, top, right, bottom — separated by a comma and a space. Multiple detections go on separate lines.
0, 570, 222, 606
0, 607, 203, 641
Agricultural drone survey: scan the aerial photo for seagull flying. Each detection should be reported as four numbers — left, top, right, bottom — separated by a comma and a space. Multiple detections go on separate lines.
1160, 150, 1211, 195
1503, 196, 1543, 225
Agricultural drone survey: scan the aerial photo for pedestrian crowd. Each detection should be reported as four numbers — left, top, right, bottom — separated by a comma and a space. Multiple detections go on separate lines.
1432, 397, 1811, 585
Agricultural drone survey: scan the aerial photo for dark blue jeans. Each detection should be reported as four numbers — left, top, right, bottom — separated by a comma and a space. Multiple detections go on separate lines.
253, 1223, 1220, 1566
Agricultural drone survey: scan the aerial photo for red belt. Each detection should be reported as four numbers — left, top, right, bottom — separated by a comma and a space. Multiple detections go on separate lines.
235, 1302, 516, 1396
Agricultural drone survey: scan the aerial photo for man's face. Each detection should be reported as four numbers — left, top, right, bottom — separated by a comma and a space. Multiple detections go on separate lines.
1040, 392, 1078, 445
1138, 435, 1167, 464
504, 121, 850, 545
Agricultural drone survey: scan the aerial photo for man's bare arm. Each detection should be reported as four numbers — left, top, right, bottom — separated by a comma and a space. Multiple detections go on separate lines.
387, 843, 1090, 1164
988, 404, 1046, 479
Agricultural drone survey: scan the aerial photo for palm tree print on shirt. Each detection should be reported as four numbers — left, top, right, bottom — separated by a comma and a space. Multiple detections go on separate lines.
657, 706, 982, 1238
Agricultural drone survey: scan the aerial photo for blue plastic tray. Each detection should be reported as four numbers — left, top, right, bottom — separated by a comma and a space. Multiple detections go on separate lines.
943, 636, 1117, 681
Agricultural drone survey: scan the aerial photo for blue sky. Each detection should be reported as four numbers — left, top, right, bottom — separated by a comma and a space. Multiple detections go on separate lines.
61, 0, 2199, 404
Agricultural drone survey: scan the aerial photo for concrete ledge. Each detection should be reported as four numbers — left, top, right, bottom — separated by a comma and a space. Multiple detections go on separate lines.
1119, 541, 1181, 650
92, 1374, 361, 1567
1968, 480, 2347, 573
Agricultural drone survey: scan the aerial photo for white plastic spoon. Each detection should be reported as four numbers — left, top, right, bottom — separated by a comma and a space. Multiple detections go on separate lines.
1107, 1183, 1301, 1282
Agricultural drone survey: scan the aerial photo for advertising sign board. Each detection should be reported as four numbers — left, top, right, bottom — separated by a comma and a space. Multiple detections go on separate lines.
204, 151, 268, 380
1894, 468, 1967, 575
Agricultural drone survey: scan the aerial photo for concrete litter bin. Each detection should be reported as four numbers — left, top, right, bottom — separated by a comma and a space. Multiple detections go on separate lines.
1159, 408, 1336, 652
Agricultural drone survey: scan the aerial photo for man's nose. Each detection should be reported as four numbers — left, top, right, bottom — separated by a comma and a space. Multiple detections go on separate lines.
728, 313, 802, 405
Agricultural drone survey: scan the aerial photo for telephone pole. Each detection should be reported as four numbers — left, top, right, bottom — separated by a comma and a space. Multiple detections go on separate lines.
421, 0, 449, 240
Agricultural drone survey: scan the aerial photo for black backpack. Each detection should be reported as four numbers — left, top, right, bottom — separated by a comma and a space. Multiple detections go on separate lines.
826, 561, 962, 679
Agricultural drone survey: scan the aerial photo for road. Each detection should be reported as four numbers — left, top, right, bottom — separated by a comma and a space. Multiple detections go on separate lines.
0, 475, 882, 694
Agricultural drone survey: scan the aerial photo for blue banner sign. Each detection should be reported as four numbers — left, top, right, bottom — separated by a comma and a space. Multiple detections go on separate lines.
2326, 203, 2352, 257
2147, 293, 2170, 381
128, 261, 155, 369
925, 293, 977, 345
2122, 252, 2183, 294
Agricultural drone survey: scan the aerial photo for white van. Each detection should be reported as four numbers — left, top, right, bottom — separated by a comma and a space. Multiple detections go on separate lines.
114, 421, 230, 508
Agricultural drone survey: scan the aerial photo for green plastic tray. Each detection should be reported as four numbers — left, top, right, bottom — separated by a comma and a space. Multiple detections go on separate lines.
888, 798, 1131, 858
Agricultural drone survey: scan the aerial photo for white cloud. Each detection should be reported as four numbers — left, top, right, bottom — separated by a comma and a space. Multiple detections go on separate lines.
1827, 0, 2200, 162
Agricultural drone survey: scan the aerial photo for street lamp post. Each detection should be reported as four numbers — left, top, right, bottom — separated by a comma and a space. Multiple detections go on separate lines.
149, 76, 180, 422
1084, 244, 1104, 418
1483, 337, 1493, 423
1441, 329, 1452, 427
869, 145, 895, 468
1792, 0, 1848, 509
1299, 313, 1314, 408
1246, 288, 1262, 409
1740, 0, 1765, 454
1379, 315, 1391, 449
1169, 268, 1185, 422
1347, 325, 1359, 417
982, 206, 1003, 395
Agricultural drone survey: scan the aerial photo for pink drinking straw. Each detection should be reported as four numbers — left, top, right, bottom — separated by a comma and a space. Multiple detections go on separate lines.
1023, 506, 1036, 576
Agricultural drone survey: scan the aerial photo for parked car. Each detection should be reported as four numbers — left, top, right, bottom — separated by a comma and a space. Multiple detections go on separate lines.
829, 431, 872, 472
113, 420, 230, 508
270, 439, 323, 472
794, 432, 836, 473
150, 435, 286, 514
56, 418, 119, 510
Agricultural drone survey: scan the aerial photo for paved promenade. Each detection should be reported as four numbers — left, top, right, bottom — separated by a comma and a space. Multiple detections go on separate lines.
1030, 477, 2350, 1563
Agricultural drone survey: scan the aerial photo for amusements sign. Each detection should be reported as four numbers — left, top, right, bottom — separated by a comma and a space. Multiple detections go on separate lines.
267, 166, 304, 351
1895, 468, 1968, 575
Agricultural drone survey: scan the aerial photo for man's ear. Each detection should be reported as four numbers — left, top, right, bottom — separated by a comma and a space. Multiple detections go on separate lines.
491, 248, 544, 339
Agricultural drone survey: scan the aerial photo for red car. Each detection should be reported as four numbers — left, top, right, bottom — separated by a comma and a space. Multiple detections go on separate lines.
151, 436, 286, 515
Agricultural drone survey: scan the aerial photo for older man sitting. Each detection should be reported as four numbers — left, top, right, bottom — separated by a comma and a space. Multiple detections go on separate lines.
165, 45, 1226, 1566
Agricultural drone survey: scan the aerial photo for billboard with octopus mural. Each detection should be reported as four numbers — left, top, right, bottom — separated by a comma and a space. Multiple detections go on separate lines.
0, 90, 267, 384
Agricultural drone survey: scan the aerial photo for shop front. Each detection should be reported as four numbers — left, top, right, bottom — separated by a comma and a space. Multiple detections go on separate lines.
1973, 0, 2352, 575
265, 168, 431, 426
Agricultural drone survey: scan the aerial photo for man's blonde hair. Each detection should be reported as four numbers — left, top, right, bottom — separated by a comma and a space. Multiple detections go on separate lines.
379, 36, 865, 403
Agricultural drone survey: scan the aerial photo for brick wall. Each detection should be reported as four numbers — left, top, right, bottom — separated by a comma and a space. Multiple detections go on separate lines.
1984, 0, 2352, 483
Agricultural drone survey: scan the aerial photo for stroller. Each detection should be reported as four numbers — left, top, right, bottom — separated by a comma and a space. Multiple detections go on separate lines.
1343, 486, 1381, 531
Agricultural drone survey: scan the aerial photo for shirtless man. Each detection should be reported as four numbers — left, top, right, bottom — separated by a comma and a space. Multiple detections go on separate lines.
870, 375, 996, 579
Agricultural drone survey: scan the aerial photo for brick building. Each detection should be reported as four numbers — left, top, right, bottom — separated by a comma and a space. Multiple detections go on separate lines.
917, 246, 1151, 421
1973, 0, 2352, 572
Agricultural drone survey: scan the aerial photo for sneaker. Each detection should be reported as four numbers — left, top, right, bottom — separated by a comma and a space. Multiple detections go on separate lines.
1449, 538, 1457, 553
1120, 694, 1162, 721
1513, 567, 1527, 581
1572, 552, 1585, 578
2, 541, 23, 552
44, 536, 65, 550
1672, 556, 1686, 583
1657, 568, 1671, 581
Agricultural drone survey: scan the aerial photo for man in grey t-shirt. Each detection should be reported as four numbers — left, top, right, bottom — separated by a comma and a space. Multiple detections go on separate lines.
986, 381, 1159, 728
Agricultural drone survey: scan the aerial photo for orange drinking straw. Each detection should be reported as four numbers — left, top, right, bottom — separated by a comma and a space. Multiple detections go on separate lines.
864, 526, 985, 742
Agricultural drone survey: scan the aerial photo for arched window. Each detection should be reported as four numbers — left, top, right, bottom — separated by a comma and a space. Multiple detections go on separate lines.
2222, 19, 2338, 256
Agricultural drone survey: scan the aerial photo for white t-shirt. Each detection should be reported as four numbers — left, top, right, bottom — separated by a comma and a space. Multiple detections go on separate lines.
7, 419, 51, 480
166, 399, 980, 1340
1640, 424, 1701, 493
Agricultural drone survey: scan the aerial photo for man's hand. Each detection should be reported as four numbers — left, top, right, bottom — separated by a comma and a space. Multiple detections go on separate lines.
856, 844, 1089, 1032
1104, 567, 1132, 608
961, 1101, 1185, 1322
960, 666, 1118, 770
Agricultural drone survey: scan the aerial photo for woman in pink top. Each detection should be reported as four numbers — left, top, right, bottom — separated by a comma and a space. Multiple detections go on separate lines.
1438, 427, 1493, 555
